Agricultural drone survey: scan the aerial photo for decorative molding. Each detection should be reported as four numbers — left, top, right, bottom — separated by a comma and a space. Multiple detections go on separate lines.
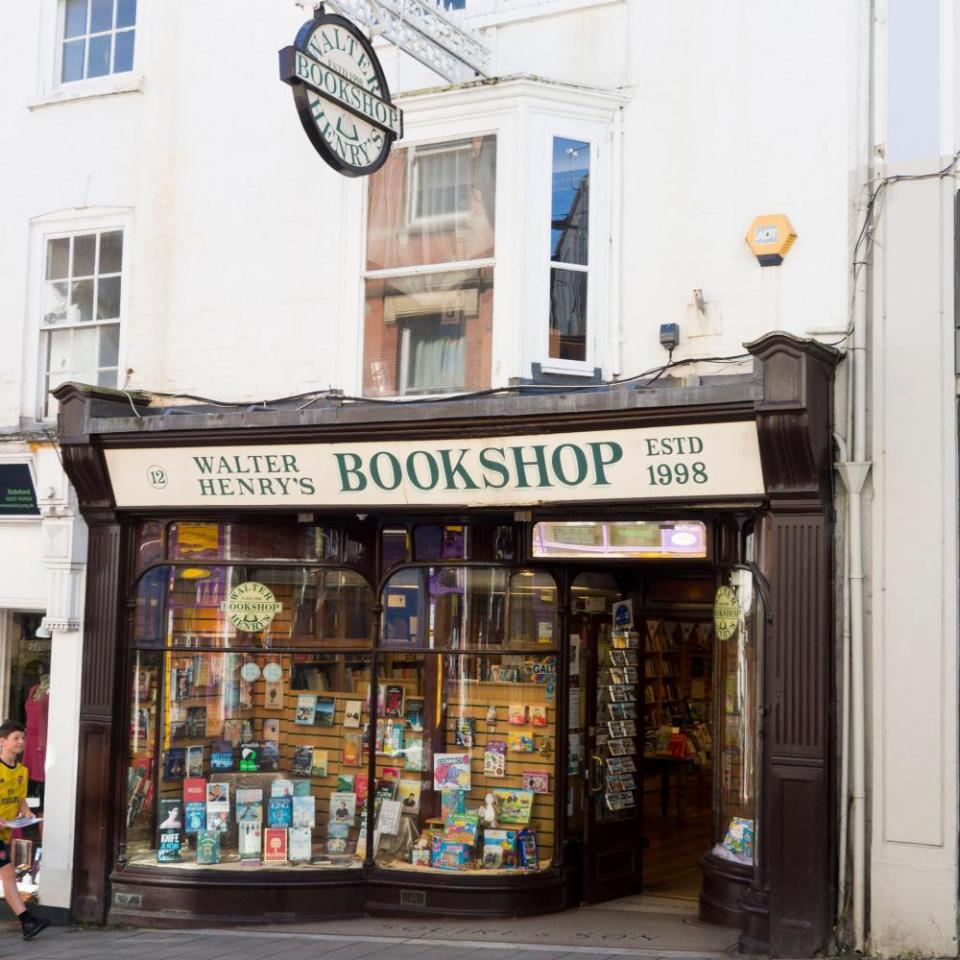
327, 0, 489, 83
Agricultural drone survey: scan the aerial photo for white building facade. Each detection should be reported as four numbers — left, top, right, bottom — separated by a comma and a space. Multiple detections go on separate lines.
1, 0, 956, 956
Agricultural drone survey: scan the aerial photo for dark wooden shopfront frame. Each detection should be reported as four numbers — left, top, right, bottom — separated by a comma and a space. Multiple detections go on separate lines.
54, 333, 838, 957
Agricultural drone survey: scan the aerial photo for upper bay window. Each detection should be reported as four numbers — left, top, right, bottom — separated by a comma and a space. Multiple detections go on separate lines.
363, 135, 496, 397
60, 0, 136, 83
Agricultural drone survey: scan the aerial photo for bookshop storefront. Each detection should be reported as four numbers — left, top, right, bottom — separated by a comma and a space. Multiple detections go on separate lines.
56, 334, 837, 958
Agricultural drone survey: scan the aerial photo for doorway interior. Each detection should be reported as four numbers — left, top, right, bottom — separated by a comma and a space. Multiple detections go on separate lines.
570, 567, 718, 908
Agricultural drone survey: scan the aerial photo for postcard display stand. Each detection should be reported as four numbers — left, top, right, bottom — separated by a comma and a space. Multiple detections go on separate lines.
596, 625, 639, 817
373, 658, 556, 874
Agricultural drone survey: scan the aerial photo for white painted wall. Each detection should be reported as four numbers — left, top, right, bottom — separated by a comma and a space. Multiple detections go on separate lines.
868, 165, 959, 956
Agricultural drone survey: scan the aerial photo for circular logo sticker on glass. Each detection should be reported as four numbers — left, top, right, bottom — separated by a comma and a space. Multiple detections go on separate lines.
220, 582, 282, 633
714, 585, 741, 641
240, 661, 262, 683
262, 662, 283, 683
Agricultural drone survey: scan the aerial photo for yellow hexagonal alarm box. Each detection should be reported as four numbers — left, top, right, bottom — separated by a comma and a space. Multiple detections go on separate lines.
746, 214, 797, 266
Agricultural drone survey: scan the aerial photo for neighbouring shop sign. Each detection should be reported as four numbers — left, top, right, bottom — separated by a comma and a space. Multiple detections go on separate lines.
103, 421, 765, 509
278, 9, 402, 177
0, 464, 39, 516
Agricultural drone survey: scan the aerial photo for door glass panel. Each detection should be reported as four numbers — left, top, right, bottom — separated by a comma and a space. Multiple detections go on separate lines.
710, 569, 760, 866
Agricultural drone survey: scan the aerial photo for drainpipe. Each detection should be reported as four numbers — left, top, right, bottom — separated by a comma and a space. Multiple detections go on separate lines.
835, 0, 876, 950
608, 104, 624, 378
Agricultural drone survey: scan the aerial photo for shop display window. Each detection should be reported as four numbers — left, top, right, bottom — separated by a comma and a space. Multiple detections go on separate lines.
373, 565, 558, 874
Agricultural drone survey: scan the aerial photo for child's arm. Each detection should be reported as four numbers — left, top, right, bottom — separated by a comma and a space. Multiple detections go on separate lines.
17, 798, 32, 820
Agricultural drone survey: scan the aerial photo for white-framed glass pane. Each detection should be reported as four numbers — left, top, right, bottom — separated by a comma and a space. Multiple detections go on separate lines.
551, 137, 589, 266
366, 135, 496, 271
74, 234, 96, 276
363, 267, 492, 397
114, 29, 135, 72
99, 231, 123, 273
116, 0, 136, 29
46, 329, 72, 378
61, 39, 85, 82
97, 276, 121, 319
46, 238, 70, 280
64, 0, 88, 39
98, 323, 120, 367
69, 279, 94, 323
72, 327, 98, 370
90, 0, 113, 33
548, 267, 587, 361
43, 282, 69, 325
97, 368, 118, 388
87, 34, 111, 77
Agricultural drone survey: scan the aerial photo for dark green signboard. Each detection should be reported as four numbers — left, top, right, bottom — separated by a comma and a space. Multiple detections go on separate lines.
0, 464, 39, 516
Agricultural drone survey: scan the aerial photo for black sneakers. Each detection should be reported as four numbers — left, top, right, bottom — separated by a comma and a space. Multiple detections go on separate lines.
19, 911, 49, 940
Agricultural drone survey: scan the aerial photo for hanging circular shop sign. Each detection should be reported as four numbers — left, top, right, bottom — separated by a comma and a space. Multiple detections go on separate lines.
713, 585, 740, 641
278, 9, 402, 178
221, 582, 282, 632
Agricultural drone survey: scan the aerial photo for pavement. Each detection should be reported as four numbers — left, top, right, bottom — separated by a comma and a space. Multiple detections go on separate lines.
0, 897, 744, 960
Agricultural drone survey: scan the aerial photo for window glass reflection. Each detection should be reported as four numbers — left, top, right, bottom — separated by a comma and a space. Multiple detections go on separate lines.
549, 268, 587, 361
551, 137, 589, 266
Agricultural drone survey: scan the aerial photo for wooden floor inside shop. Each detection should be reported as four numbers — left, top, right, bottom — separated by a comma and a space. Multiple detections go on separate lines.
641, 768, 712, 901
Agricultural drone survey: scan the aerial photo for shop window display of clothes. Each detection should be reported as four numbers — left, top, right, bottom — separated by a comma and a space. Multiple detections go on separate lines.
25, 677, 49, 788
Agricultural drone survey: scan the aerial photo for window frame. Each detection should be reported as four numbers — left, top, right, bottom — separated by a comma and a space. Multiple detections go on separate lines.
406, 139, 476, 231
25, 208, 132, 422
57, 0, 137, 86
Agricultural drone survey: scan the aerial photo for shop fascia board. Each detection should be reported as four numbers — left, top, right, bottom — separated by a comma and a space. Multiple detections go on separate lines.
54, 375, 759, 447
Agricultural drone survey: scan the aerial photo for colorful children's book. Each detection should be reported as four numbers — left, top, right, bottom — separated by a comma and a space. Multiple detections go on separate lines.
295, 694, 317, 725
518, 827, 538, 868
289, 826, 312, 862
405, 696, 425, 731
195, 829, 221, 865
292, 795, 316, 828
507, 732, 535, 753
163, 747, 186, 781
314, 697, 336, 727
493, 788, 535, 824
431, 838, 469, 870
354, 774, 369, 802
482, 828, 518, 868
521, 770, 549, 794
484, 741, 506, 777
263, 827, 288, 862
267, 795, 293, 828
238, 821, 262, 860
529, 705, 548, 727
311, 749, 329, 778
444, 811, 480, 846
397, 778, 422, 814
343, 700, 362, 727
433, 753, 471, 791
508, 703, 527, 725
291, 745, 314, 776
440, 787, 464, 822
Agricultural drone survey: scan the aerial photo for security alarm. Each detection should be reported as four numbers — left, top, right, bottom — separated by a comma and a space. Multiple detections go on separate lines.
746, 214, 797, 266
